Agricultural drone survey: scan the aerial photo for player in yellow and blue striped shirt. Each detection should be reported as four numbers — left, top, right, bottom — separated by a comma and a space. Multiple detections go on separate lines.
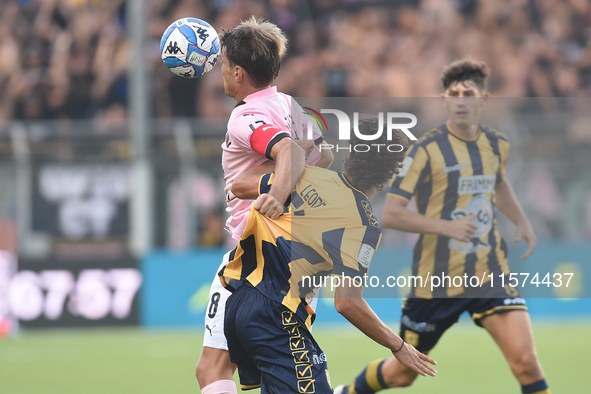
336, 59, 551, 394
221, 118, 437, 393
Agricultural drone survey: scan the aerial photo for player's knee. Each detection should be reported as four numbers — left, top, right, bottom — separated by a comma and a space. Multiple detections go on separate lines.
196, 348, 236, 387
195, 355, 219, 386
195, 359, 209, 385
381, 359, 418, 388
509, 351, 542, 381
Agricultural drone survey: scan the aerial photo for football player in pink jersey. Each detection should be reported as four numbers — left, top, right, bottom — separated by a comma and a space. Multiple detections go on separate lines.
196, 17, 332, 394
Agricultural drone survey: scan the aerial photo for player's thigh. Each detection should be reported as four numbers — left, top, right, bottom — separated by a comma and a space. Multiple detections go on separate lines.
198, 252, 236, 386
232, 286, 332, 394
480, 310, 542, 368
400, 298, 465, 353
203, 251, 233, 351
475, 299, 545, 384
223, 285, 262, 390
256, 317, 331, 394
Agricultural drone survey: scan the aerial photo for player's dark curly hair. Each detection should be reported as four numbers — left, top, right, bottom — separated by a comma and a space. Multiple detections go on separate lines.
343, 116, 409, 192
220, 16, 287, 88
441, 57, 490, 92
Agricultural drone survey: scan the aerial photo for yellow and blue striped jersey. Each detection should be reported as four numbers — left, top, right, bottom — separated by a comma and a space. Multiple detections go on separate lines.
388, 122, 510, 298
220, 166, 382, 329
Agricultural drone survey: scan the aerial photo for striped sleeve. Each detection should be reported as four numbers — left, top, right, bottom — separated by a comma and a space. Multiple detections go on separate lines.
498, 138, 510, 181
258, 173, 275, 195
323, 226, 381, 283
387, 144, 430, 201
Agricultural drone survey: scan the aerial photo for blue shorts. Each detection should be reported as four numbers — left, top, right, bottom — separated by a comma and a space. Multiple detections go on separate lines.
224, 283, 333, 393
400, 295, 528, 353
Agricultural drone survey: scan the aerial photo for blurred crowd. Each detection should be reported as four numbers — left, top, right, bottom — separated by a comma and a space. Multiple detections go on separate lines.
1, 0, 591, 126
1, 0, 591, 249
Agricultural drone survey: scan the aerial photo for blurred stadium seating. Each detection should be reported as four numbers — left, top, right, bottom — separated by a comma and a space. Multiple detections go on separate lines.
1, 0, 591, 125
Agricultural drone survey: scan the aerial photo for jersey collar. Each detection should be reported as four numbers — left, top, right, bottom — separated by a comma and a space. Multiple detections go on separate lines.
445, 121, 481, 142
244, 86, 277, 102
338, 172, 368, 198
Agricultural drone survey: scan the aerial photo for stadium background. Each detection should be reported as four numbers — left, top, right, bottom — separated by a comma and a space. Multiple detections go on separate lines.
0, 0, 590, 393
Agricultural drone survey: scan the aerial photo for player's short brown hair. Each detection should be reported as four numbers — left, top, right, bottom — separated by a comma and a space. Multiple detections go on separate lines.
343, 116, 409, 192
441, 57, 490, 92
220, 16, 287, 88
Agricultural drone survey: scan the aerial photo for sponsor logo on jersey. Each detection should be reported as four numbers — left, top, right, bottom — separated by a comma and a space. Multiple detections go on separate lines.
490, 156, 499, 172
449, 194, 494, 254
312, 353, 327, 365
443, 163, 469, 174
503, 298, 526, 305
357, 243, 376, 269
457, 175, 496, 195
401, 315, 437, 333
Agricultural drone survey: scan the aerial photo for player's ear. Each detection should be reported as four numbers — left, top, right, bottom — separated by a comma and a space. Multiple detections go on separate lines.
234, 65, 244, 82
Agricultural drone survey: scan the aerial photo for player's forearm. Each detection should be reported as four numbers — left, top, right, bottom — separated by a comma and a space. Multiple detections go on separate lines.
383, 197, 451, 236
232, 161, 277, 199
269, 139, 305, 204
315, 144, 333, 169
335, 296, 403, 351
495, 178, 530, 226
232, 174, 264, 199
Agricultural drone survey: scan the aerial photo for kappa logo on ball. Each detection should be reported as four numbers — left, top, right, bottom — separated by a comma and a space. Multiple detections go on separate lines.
165, 41, 184, 55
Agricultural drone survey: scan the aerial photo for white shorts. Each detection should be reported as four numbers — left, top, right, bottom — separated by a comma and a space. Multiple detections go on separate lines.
202, 251, 233, 350
202, 250, 320, 350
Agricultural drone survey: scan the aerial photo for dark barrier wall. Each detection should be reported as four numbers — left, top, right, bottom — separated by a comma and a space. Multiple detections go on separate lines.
10, 257, 141, 328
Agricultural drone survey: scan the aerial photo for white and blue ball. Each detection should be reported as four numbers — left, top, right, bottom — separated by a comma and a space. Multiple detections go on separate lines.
160, 18, 220, 78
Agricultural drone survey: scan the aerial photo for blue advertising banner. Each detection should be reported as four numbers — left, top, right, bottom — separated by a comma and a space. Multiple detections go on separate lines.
140, 243, 591, 328
140, 248, 223, 327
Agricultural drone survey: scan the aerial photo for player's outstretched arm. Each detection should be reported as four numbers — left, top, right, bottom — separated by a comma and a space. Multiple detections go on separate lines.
293, 139, 333, 169
383, 195, 478, 242
315, 143, 333, 169
334, 278, 437, 377
495, 178, 536, 259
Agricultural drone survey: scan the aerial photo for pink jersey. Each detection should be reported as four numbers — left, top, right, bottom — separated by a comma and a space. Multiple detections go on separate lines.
222, 86, 323, 239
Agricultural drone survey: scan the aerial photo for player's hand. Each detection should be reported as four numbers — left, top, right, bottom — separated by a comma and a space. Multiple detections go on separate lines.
443, 212, 478, 242
515, 221, 536, 260
253, 193, 284, 220
295, 139, 315, 159
392, 342, 437, 377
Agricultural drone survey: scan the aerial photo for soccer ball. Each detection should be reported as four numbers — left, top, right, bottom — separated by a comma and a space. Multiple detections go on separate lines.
160, 17, 220, 78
